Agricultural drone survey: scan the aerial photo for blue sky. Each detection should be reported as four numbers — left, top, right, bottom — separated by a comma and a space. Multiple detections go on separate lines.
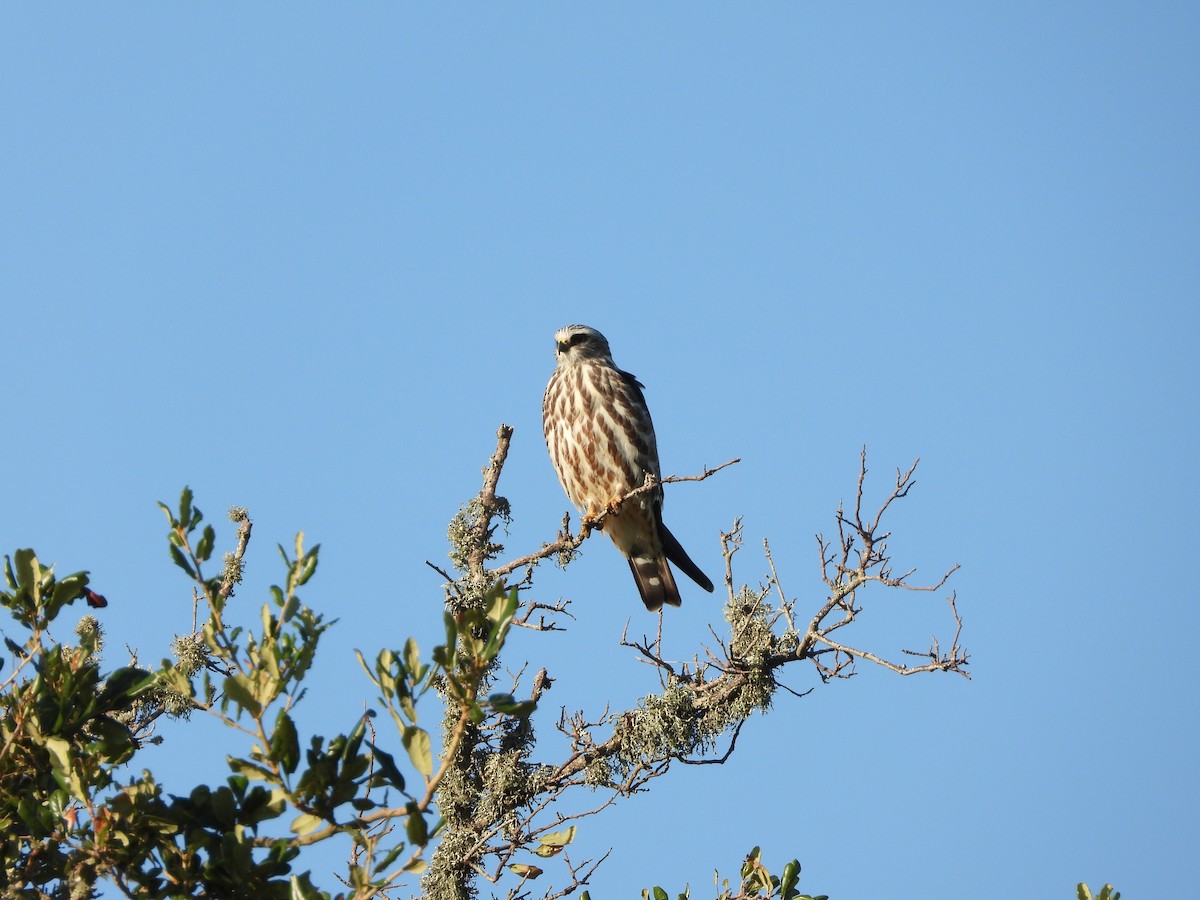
3, 4, 1197, 898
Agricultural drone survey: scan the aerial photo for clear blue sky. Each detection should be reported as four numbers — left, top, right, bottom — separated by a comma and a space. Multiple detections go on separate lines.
3, 5, 1197, 898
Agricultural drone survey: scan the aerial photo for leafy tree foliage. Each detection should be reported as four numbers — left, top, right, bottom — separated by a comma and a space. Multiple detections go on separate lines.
1, 430, 973, 899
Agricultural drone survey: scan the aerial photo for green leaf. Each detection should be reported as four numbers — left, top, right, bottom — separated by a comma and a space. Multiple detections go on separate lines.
169, 544, 197, 579
432, 643, 455, 673
374, 841, 409, 874
13, 549, 39, 604
196, 525, 216, 562
404, 636, 424, 680
509, 863, 543, 880
404, 802, 428, 845
179, 486, 194, 532
89, 717, 135, 764
210, 785, 235, 827
50, 573, 89, 613
280, 592, 299, 621
377, 647, 396, 675
157, 660, 193, 698
290, 813, 323, 836
780, 859, 800, 897
354, 648, 377, 689
343, 716, 367, 764
402, 726, 432, 778
223, 674, 263, 717
288, 874, 324, 900
45, 736, 71, 775
271, 711, 301, 775
741, 846, 761, 878
480, 588, 519, 660
487, 693, 537, 718
366, 741, 406, 792
399, 694, 417, 724
538, 825, 575, 847
45, 737, 86, 799
296, 544, 319, 585
534, 825, 576, 857
227, 757, 277, 783
100, 667, 155, 707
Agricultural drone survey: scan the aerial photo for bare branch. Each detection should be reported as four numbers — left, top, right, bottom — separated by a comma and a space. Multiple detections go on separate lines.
468, 424, 515, 579
679, 718, 746, 766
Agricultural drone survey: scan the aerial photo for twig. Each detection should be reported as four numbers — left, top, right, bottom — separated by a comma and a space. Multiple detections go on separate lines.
218, 514, 253, 599
491, 458, 741, 579
468, 425, 514, 579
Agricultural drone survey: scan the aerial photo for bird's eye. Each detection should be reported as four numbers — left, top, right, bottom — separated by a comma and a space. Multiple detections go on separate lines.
566, 333, 588, 349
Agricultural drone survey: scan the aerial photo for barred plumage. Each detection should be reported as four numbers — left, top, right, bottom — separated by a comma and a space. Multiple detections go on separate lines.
542, 324, 714, 611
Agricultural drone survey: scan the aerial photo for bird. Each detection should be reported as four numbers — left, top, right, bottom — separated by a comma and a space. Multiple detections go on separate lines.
542, 324, 715, 611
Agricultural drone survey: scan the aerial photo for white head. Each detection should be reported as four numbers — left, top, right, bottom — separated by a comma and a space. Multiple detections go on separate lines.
552, 324, 613, 366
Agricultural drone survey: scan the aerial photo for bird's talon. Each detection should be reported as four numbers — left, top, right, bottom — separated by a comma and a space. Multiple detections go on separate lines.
581, 502, 603, 528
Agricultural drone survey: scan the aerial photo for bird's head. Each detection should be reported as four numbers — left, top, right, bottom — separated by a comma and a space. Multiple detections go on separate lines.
552, 324, 613, 365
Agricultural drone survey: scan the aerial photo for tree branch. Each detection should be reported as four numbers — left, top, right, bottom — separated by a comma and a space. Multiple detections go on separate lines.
491, 457, 741, 580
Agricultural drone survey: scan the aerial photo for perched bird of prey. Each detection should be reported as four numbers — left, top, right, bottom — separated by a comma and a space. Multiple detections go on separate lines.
542, 324, 715, 611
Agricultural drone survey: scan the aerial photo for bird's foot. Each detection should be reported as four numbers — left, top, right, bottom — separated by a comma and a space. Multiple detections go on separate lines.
581, 501, 604, 529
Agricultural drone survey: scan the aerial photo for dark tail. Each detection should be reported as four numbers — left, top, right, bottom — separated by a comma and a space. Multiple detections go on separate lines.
659, 522, 715, 593
628, 555, 682, 611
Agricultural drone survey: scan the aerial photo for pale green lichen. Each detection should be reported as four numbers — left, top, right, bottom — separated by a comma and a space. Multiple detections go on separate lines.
221, 551, 244, 591
606, 595, 782, 776
171, 633, 208, 677
584, 754, 614, 788
446, 497, 511, 576
73, 614, 104, 663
